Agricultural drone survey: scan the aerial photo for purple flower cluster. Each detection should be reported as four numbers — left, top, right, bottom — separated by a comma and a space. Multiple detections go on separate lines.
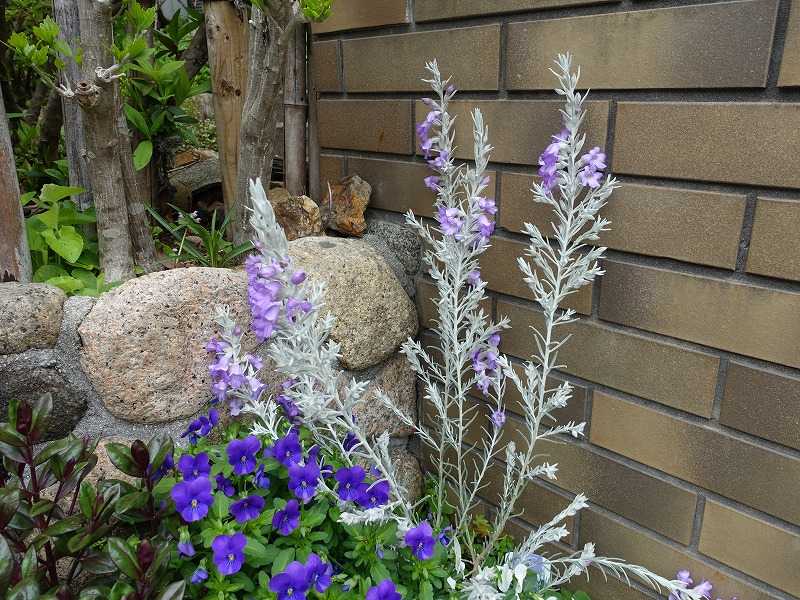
207, 334, 265, 415
367, 579, 402, 600
181, 408, 219, 444
471, 333, 501, 395
669, 570, 735, 600
245, 254, 311, 343
269, 553, 333, 600
416, 104, 440, 160
333, 465, 390, 509
538, 129, 569, 192
578, 146, 606, 189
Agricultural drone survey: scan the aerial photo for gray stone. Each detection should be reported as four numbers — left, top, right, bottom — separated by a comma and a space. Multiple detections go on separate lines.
363, 217, 422, 297
78, 268, 252, 423
391, 446, 423, 501
340, 354, 417, 438
289, 236, 418, 370
0, 283, 66, 354
0, 353, 85, 441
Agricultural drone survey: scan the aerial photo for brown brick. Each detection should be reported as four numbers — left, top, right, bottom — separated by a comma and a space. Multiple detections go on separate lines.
614, 102, 800, 188
416, 100, 609, 165
318, 100, 413, 154
345, 157, 497, 219
507, 1, 777, 90
312, 0, 407, 33
498, 300, 720, 416
319, 154, 344, 193
581, 510, 780, 600
415, 0, 617, 21
721, 361, 800, 450
599, 260, 800, 369
700, 500, 800, 596
481, 237, 592, 314
747, 197, 800, 281
500, 175, 746, 269
453, 401, 697, 542
590, 391, 800, 525
779, 3, 800, 86
310, 41, 339, 92
343, 26, 500, 92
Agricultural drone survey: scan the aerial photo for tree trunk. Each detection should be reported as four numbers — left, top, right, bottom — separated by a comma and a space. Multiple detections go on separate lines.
233, 5, 297, 245
306, 25, 320, 203
54, 0, 93, 210
182, 21, 208, 81
24, 81, 49, 125
116, 111, 159, 272
0, 85, 32, 282
283, 23, 307, 196
205, 0, 248, 233
75, 0, 134, 283
38, 89, 63, 164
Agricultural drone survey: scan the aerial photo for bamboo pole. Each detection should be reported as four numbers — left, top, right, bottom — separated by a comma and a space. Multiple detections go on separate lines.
283, 23, 307, 196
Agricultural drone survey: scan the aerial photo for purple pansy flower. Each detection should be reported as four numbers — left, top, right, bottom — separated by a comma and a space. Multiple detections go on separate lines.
181, 409, 219, 443
367, 579, 402, 600
254, 464, 271, 489
190, 567, 208, 584
357, 480, 390, 509
269, 429, 303, 467
230, 494, 266, 523
342, 431, 360, 451
288, 458, 321, 503
273, 499, 301, 536
227, 435, 261, 476
215, 473, 235, 497
177, 539, 195, 558
334, 466, 367, 502
211, 533, 247, 576
178, 452, 211, 481
305, 553, 333, 593
269, 561, 310, 600
276, 395, 302, 424
404, 521, 436, 560
171, 477, 214, 523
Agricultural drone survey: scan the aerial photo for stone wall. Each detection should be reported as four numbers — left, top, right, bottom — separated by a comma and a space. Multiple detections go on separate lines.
0, 228, 423, 495
311, 1, 800, 599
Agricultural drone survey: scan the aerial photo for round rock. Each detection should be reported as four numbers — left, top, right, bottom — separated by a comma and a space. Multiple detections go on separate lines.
78, 268, 251, 423
0, 283, 65, 354
289, 236, 418, 370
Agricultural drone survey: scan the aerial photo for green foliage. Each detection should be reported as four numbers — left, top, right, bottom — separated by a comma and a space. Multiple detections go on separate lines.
147, 205, 253, 268
23, 184, 114, 296
0, 396, 184, 599
301, 0, 334, 22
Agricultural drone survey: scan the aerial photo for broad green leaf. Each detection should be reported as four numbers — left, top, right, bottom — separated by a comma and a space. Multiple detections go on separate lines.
39, 184, 84, 205
37, 207, 60, 229
105, 442, 143, 477
7, 576, 39, 600
272, 548, 295, 576
43, 515, 84, 537
107, 538, 140, 579
0, 536, 13, 590
25, 219, 45, 252
133, 140, 153, 171
79, 481, 97, 518
156, 581, 186, 600
33, 264, 69, 283
41, 225, 83, 263
58, 202, 96, 225
71, 269, 97, 290
45, 276, 84, 294
123, 104, 149, 136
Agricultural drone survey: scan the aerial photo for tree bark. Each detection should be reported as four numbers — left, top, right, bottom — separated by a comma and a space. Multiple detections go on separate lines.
75, 0, 134, 282
283, 23, 307, 196
181, 20, 208, 82
54, 0, 93, 209
117, 111, 159, 272
0, 85, 32, 282
38, 89, 63, 164
233, 4, 299, 245
307, 25, 320, 203
205, 0, 248, 235
24, 81, 49, 126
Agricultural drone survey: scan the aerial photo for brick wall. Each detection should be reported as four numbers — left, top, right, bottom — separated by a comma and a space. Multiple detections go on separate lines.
310, 1, 800, 598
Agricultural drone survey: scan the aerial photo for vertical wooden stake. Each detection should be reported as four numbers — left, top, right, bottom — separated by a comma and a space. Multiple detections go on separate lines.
284, 23, 307, 196
307, 26, 321, 203
205, 0, 248, 224
0, 85, 32, 283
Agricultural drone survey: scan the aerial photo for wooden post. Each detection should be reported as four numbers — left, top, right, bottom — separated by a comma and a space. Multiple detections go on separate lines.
205, 0, 248, 229
283, 23, 307, 196
307, 25, 321, 203
75, 0, 134, 282
53, 0, 93, 210
0, 85, 32, 283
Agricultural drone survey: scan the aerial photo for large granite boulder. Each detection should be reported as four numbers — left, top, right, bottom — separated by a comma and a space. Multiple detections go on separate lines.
0, 283, 65, 354
291, 237, 418, 370
78, 268, 251, 423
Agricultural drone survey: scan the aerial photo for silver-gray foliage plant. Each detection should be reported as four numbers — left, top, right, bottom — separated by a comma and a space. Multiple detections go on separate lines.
237, 54, 704, 600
